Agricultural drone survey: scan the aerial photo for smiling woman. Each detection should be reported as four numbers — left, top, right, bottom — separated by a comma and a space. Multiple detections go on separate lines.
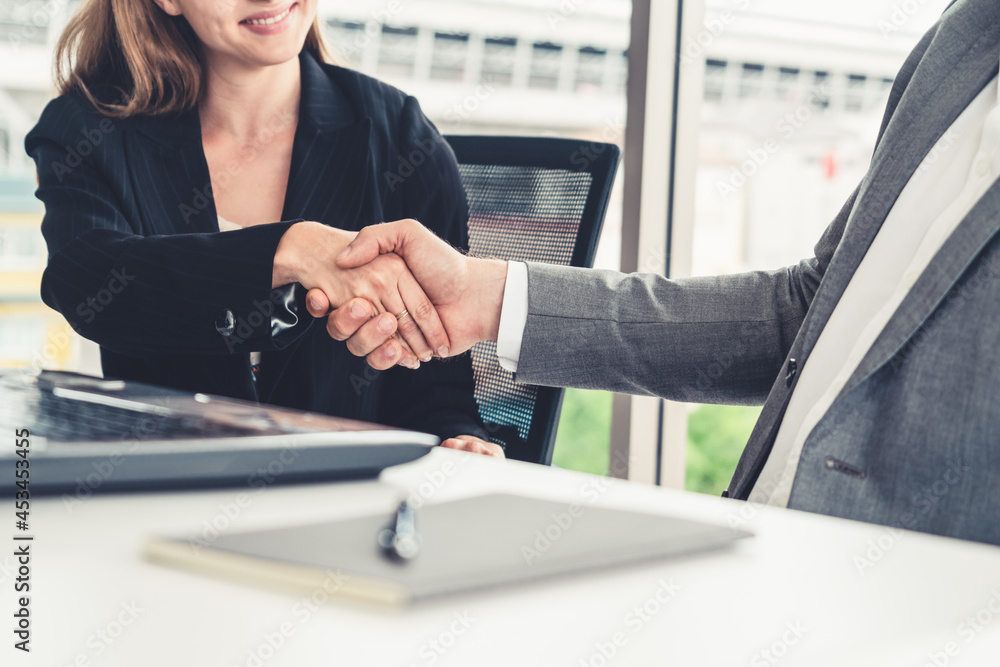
26, 0, 504, 457
55, 0, 331, 117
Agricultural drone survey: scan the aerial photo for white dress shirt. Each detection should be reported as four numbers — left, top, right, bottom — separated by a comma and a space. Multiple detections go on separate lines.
496, 67, 1000, 505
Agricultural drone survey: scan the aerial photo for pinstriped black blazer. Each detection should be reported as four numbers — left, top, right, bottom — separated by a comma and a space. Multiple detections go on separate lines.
25, 52, 486, 440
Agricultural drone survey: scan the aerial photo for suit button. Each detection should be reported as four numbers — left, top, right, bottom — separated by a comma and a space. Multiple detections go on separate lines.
785, 358, 798, 387
215, 309, 235, 336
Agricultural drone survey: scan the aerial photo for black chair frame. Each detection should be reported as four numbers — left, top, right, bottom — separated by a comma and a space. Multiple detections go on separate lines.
445, 135, 621, 464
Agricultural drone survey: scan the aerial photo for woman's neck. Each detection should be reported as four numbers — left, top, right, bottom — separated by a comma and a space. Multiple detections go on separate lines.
198, 55, 301, 142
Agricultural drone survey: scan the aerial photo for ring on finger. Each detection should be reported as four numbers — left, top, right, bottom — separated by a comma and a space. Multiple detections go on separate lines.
396, 309, 410, 321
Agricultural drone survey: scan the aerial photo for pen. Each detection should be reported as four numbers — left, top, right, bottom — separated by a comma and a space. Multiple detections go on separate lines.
378, 500, 420, 562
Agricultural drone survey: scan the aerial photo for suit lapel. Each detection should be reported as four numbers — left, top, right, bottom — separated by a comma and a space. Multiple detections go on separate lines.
282, 53, 375, 230
797, 0, 1000, 361
129, 53, 375, 235
128, 108, 220, 234
281, 118, 374, 228
841, 178, 1000, 396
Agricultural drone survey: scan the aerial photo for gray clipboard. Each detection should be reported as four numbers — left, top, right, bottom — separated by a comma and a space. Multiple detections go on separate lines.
146, 493, 752, 604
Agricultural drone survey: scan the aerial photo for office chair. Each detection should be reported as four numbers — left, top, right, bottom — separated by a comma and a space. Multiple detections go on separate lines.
445, 135, 621, 465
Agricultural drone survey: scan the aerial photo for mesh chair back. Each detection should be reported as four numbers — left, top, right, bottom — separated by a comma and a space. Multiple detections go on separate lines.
445, 136, 620, 464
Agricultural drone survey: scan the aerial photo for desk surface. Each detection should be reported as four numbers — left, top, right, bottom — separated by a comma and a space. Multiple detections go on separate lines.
8, 448, 1000, 666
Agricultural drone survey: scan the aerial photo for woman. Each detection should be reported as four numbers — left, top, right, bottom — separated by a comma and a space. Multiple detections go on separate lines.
26, 0, 502, 456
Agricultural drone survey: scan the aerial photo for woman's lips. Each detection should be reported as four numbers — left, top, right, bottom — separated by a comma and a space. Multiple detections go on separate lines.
239, 2, 297, 34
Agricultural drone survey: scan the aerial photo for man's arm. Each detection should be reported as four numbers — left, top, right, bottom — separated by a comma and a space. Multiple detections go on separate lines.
315, 178, 857, 405
515, 261, 816, 404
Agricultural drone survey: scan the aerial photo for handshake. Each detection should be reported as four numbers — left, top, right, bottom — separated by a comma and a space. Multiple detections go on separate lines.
273, 218, 509, 369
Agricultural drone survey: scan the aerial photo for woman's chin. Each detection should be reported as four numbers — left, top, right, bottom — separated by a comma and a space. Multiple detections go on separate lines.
226, 42, 307, 70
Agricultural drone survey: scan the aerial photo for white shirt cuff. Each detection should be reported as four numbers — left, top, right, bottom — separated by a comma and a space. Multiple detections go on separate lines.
496, 261, 528, 373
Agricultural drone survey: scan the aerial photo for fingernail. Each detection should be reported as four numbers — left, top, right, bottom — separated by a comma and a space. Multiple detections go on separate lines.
437, 346, 449, 358
385, 342, 400, 360
336, 245, 351, 260
420, 352, 432, 363
351, 301, 368, 318
308, 295, 321, 311
378, 315, 395, 333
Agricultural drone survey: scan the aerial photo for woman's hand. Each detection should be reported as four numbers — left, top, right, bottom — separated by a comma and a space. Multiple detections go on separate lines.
440, 435, 506, 459
273, 221, 448, 367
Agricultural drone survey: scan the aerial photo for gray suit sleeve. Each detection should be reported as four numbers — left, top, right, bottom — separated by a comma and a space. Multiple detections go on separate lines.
515, 187, 859, 405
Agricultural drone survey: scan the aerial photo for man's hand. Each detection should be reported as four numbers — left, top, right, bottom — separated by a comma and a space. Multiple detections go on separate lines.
305, 219, 508, 370
274, 221, 450, 368
440, 435, 505, 459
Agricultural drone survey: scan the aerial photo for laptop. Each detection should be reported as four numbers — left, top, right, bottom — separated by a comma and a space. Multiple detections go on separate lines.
0, 369, 438, 495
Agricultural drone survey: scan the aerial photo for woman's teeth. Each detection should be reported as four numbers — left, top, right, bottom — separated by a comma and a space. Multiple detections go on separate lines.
243, 7, 291, 25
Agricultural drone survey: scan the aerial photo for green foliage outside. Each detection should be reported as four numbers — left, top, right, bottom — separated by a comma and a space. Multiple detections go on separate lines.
551, 389, 761, 496
684, 404, 762, 495
551, 388, 612, 475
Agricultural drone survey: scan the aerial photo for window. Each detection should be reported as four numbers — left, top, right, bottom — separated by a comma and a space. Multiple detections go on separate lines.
431, 32, 470, 82
575, 46, 607, 93
378, 25, 419, 79
529, 42, 563, 90
481, 37, 518, 87
325, 19, 367, 68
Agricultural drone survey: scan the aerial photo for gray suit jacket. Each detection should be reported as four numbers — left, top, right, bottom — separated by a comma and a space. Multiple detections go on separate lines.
516, 0, 1000, 546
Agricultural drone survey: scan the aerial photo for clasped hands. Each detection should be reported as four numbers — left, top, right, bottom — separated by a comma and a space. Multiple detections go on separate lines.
273, 219, 508, 457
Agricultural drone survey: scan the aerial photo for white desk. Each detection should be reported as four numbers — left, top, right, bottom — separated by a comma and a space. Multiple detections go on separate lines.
7, 448, 1000, 666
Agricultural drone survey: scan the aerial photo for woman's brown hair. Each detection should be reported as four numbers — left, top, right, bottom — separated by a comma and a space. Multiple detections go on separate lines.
55, 0, 333, 117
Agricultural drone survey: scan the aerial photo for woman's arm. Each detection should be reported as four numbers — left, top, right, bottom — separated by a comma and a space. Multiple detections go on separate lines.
27, 95, 442, 359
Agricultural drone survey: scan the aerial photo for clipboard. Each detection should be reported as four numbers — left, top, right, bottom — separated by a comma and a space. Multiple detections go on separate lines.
145, 493, 752, 605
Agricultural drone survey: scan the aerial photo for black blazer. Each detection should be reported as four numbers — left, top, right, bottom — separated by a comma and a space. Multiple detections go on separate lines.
25, 52, 486, 440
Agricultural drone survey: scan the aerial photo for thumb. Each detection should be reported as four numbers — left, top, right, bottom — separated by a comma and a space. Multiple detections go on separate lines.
336, 221, 405, 268
305, 288, 331, 318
